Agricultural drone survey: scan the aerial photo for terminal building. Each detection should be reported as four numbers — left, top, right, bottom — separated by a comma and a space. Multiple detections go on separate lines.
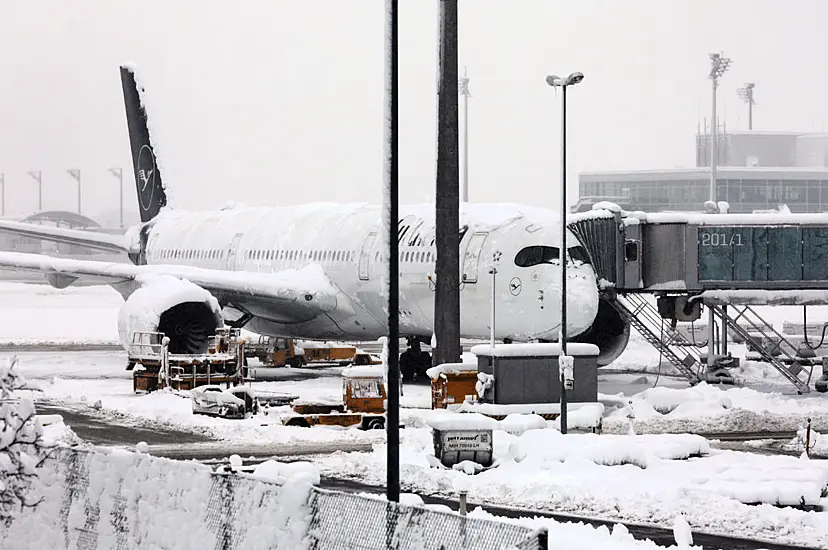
575, 131, 828, 213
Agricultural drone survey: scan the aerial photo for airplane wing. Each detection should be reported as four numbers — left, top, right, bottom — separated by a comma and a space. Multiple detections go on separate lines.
0, 219, 132, 254
0, 251, 338, 322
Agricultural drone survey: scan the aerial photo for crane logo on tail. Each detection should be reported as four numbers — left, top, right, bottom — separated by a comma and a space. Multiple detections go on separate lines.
137, 144, 157, 212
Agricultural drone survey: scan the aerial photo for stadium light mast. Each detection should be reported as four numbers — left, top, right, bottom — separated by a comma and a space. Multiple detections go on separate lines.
67, 169, 82, 215
458, 67, 471, 202
708, 52, 731, 203
27, 170, 43, 212
737, 82, 755, 130
545, 71, 584, 435
109, 167, 124, 227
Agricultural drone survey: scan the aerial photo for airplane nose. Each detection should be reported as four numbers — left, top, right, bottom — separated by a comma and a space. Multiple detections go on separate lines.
551, 267, 600, 338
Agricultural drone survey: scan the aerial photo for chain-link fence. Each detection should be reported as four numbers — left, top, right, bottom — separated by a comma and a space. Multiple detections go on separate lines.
1, 447, 546, 550
307, 489, 545, 550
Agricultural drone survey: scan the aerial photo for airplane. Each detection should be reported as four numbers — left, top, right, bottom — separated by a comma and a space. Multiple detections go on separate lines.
0, 66, 630, 365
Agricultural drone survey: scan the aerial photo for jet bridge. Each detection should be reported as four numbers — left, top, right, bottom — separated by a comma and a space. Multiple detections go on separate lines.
568, 208, 828, 393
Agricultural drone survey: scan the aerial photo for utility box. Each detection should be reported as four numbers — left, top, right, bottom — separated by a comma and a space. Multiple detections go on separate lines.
429, 414, 497, 468
471, 343, 599, 404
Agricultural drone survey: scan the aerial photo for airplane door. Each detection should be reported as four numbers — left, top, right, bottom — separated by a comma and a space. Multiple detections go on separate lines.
462, 232, 488, 283
359, 232, 378, 281
226, 233, 243, 271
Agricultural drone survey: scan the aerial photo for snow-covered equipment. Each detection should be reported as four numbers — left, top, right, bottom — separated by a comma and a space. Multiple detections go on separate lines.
243, 336, 379, 368
128, 327, 246, 392
428, 414, 496, 470
191, 385, 257, 419
706, 354, 738, 385
281, 365, 386, 430
426, 362, 479, 409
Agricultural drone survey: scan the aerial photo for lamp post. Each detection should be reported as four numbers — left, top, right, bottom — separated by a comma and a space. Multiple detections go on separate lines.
545, 71, 584, 435
737, 82, 755, 130
458, 67, 471, 202
708, 53, 731, 203
0, 173, 4, 217
27, 170, 43, 212
109, 167, 124, 227
67, 169, 82, 214
707, 53, 731, 370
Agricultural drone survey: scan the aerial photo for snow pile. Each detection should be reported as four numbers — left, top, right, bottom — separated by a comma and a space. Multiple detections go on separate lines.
602, 383, 828, 434
550, 403, 605, 431
785, 426, 828, 456
117, 274, 222, 350
469, 510, 699, 550
251, 460, 321, 486
471, 342, 599, 357
498, 431, 709, 469
0, 447, 314, 549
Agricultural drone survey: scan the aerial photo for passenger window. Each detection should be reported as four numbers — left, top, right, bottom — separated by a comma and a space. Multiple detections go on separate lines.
514, 246, 560, 267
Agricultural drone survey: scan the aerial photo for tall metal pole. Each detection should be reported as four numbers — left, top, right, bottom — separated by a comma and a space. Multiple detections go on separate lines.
748, 101, 753, 131
710, 79, 717, 203
459, 67, 470, 202
110, 167, 124, 227
0, 173, 4, 217
28, 170, 42, 211
560, 84, 568, 435
67, 169, 82, 214
434, 0, 462, 367
489, 266, 496, 349
383, 0, 400, 504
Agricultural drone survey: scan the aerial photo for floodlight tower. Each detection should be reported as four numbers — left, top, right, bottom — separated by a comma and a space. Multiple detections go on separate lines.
708, 52, 731, 203
458, 67, 471, 202
67, 169, 82, 214
737, 82, 755, 130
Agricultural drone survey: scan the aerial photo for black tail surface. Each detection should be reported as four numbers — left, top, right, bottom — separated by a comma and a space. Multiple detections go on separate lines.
120, 65, 167, 223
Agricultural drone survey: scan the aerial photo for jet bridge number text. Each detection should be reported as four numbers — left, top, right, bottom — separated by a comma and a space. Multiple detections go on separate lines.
700, 232, 743, 247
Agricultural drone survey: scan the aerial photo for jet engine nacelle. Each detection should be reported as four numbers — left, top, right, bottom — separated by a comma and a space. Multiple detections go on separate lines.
571, 296, 630, 366
117, 275, 223, 354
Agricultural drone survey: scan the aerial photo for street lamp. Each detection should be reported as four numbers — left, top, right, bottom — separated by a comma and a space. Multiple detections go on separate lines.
27, 170, 42, 212
458, 67, 471, 202
67, 169, 81, 214
708, 53, 731, 203
545, 71, 584, 435
108, 167, 124, 227
737, 82, 755, 130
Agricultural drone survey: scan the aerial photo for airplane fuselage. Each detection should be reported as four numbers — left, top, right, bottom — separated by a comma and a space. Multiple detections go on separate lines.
143, 202, 601, 343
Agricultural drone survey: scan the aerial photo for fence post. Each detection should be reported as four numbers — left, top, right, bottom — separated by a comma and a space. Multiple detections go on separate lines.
458, 491, 467, 517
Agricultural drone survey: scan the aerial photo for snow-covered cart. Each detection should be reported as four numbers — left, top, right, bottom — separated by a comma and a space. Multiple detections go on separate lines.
128, 328, 246, 393
191, 385, 257, 419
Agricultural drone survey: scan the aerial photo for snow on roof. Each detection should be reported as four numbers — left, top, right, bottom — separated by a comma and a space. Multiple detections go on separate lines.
427, 412, 500, 431
425, 362, 478, 380
697, 290, 828, 306
629, 211, 828, 225
341, 365, 385, 378
456, 402, 602, 416
471, 342, 599, 357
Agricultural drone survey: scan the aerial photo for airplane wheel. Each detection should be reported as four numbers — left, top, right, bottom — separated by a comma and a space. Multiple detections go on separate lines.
288, 357, 304, 368
354, 355, 369, 366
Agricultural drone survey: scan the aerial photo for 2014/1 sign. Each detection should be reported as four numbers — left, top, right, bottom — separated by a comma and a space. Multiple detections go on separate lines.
700, 232, 744, 247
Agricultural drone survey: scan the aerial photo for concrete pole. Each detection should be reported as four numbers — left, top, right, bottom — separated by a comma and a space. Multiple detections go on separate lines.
434, 0, 462, 367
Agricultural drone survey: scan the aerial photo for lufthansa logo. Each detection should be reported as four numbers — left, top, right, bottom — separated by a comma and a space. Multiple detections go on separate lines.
509, 277, 522, 296
137, 144, 156, 212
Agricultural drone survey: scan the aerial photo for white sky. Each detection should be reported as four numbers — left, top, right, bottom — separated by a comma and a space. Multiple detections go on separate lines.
1, 0, 826, 225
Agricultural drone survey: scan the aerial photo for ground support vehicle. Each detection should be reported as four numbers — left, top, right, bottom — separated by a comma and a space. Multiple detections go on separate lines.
244, 336, 380, 368
281, 365, 386, 430
128, 328, 246, 393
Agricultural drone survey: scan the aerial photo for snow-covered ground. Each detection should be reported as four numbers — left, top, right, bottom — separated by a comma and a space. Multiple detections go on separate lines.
4, 282, 828, 547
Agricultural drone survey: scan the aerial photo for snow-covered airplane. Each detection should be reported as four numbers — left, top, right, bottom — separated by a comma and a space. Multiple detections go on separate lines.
0, 66, 630, 365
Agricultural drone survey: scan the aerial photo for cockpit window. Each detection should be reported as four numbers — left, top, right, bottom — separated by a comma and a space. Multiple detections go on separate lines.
568, 245, 591, 265
514, 246, 559, 267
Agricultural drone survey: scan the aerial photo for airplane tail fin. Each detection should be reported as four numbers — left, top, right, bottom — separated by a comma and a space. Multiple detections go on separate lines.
120, 65, 167, 223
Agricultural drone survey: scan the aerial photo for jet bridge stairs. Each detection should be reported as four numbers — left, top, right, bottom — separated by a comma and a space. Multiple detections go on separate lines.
568, 209, 827, 393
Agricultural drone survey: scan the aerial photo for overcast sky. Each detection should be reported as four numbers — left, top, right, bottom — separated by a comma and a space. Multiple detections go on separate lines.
1, 0, 826, 225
